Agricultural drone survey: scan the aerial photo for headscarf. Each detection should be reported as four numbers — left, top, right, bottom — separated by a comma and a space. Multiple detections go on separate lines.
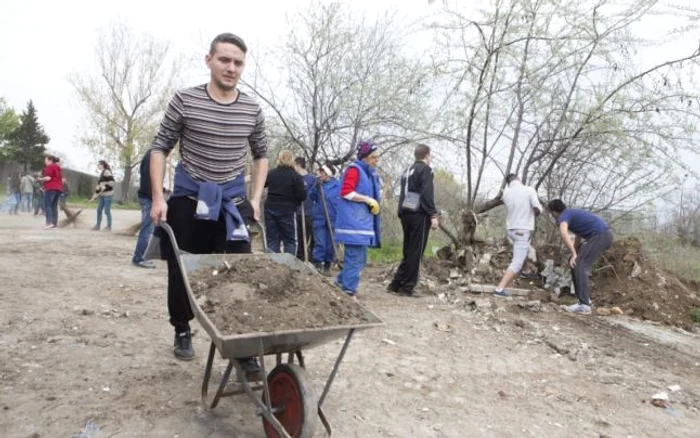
356, 140, 378, 160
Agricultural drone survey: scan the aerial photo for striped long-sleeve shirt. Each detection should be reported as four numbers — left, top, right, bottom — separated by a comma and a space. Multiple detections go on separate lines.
96, 169, 115, 196
151, 84, 268, 183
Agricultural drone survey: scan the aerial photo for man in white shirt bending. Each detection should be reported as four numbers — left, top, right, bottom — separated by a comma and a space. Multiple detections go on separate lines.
493, 174, 543, 297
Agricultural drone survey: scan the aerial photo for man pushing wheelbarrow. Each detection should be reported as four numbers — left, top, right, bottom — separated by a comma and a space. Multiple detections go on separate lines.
147, 33, 268, 372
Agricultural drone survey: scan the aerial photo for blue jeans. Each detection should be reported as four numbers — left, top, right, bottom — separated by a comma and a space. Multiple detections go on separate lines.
22, 193, 33, 212
132, 197, 154, 263
312, 223, 334, 263
96, 196, 113, 228
264, 208, 297, 255
336, 244, 368, 295
44, 190, 61, 226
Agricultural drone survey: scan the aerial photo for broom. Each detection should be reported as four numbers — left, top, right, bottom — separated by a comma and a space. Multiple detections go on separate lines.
116, 221, 142, 236
58, 199, 94, 228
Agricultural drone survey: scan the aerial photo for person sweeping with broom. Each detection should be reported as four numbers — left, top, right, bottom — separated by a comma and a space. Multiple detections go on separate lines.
90, 160, 115, 232
36, 155, 62, 229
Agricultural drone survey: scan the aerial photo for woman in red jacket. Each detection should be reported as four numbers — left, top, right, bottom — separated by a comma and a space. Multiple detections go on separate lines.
36, 155, 63, 229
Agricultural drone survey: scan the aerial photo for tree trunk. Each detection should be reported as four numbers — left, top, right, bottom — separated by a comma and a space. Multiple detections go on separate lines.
121, 165, 132, 203
438, 199, 505, 272
458, 210, 478, 247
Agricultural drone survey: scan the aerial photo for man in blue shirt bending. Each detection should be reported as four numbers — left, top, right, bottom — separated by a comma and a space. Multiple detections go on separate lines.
548, 199, 614, 314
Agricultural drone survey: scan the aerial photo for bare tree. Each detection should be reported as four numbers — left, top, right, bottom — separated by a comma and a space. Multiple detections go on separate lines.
70, 22, 181, 201
428, 0, 700, 257
669, 181, 700, 247
243, 1, 434, 169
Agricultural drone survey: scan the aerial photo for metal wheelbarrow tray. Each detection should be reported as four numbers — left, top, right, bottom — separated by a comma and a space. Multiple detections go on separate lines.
161, 223, 383, 438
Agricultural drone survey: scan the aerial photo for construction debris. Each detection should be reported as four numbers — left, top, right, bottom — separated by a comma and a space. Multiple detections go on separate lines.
466, 284, 529, 296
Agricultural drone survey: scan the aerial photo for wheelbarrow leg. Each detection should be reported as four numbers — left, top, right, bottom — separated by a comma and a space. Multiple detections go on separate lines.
258, 340, 272, 416
295, 350, 306, 368
317, 328, 356, 436
319, 329, 354, 407
201, 342, 235, 410
318, 407, 332, 437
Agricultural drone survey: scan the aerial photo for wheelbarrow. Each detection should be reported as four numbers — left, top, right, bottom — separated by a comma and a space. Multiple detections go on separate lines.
159, 222, 383, 438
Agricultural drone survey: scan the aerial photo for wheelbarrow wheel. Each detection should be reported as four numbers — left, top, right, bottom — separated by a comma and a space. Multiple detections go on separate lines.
262, 363, 317, 438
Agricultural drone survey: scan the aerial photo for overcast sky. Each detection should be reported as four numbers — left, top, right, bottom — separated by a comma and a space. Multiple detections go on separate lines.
0, 0, 433, 173
1, 0, 698, 184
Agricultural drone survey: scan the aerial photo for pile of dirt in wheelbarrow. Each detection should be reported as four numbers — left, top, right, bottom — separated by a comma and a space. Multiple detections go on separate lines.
588, 236, 700, 329
189, 257, 371, 335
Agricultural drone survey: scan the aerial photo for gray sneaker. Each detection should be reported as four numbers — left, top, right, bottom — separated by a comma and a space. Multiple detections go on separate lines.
563, 303, 592, 315
133, 260, 156, 269
174, 331, 195, 361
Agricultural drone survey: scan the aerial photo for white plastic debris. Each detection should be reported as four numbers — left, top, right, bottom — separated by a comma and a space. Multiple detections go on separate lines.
631, 262, 642, 278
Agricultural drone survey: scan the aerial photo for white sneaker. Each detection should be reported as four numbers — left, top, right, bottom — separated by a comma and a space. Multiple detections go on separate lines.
563, 303, 591, 315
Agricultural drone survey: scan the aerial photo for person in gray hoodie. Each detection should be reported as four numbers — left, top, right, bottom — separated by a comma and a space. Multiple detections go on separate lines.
20, 172, 35, 212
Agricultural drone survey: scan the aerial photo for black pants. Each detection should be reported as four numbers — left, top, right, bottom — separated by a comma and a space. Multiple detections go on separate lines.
390, 213, 431, 293
162, 197, 253, 333
295, 213, 314, 261
571, 229, 614, 306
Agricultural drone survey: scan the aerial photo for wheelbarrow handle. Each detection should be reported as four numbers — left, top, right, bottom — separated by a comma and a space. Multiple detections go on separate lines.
158, 221, 183, 255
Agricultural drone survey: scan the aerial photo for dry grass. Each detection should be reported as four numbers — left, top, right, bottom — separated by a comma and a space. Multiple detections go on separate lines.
640, 233, 700, 282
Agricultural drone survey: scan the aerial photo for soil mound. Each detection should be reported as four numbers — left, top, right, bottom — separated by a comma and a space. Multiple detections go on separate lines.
430, 236, 700, 329
189, 256, 370, 335
591, 237, 700, 329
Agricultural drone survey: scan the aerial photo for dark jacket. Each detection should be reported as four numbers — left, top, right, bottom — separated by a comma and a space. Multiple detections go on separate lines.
138, 149, 152, 199
9, 175, 21, 192
398, 161, 437, 217
265, 166, 307, 212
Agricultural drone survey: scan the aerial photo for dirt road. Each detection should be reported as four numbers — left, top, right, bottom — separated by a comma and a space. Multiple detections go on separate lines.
1, 211, 700, 437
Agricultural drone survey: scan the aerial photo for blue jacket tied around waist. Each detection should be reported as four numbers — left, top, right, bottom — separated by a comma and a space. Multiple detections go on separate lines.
334, 160, 382, 248
173, 164, 249, 241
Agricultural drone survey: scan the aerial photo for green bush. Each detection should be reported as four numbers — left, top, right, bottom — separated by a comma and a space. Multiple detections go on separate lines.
690, 308, 700, 324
